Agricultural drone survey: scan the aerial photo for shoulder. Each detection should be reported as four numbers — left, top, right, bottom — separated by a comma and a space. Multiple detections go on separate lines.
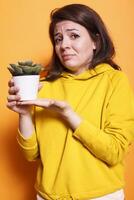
110, 71, 130, 90
103, 65, 133, 98
96, 63, 133, 95
102, 64, 130, 87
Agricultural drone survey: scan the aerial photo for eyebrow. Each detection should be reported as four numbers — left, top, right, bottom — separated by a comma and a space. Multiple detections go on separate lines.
54, 29, 79, 37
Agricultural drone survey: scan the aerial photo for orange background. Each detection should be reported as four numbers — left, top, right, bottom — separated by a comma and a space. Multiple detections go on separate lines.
0, 0, 134, 199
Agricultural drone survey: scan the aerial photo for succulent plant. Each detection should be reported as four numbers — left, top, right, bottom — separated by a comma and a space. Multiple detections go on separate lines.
7, 60, 43, 76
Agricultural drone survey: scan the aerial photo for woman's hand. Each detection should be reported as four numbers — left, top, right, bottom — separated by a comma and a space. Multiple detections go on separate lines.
17, 99, 82, 130
7, 79, 32, 115
17, 98, 72, 117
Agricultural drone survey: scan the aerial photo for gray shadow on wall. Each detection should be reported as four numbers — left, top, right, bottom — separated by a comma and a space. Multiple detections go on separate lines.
4, 123, 38, 200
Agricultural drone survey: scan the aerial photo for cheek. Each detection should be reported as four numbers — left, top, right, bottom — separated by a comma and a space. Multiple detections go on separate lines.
75, 42, 94, 62
83, 44, 94, 59
55, 46, 58, 54
55, 47, 60, 58
75, 39, 92, 52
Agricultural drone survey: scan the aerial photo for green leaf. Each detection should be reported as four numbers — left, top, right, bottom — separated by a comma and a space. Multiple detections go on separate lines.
24, 60, 33, 66
18, 60, 33, 66
10, 63, 18, 68
7, 67, 15, 76
21, 66, 41, 75
9, 65, 23, 75
8, 60, 42, 76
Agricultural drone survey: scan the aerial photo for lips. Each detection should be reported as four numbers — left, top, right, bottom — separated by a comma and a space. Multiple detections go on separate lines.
62, 54, 75, 61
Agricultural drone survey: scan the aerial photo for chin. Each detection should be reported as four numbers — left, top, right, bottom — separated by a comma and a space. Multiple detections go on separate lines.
63, 62, 79, 69
64, 65, 79, 72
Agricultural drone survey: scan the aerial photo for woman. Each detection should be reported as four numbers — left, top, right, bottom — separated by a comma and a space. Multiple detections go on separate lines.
7, 4, 134, 200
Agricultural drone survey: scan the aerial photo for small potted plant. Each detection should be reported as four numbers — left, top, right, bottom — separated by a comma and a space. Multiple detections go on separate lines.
8, 60, 43, 100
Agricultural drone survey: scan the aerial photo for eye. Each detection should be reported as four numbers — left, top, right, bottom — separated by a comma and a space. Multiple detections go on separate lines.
54, 37, 63, 44
70, 33, 80, 39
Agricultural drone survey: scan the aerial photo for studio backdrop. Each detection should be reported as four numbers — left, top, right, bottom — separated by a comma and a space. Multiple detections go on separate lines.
0, 0, 134, 199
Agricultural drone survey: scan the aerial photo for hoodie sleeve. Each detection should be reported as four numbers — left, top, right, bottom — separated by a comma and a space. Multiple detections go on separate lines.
73, 72, 134, 166
17, 130, 39, 161
16, 107, 39, 161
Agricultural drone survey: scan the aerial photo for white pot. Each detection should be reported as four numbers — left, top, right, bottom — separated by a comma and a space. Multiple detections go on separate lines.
13, 75, 39, 101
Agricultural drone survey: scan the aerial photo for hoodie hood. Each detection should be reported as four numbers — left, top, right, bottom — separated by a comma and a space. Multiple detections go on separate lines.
61, 63, 115, 81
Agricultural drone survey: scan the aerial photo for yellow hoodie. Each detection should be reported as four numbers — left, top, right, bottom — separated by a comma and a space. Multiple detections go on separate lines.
17, 63, 134, 199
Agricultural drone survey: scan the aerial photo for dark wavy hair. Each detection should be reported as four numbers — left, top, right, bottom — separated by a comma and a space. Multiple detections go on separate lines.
45, 4, 120, 80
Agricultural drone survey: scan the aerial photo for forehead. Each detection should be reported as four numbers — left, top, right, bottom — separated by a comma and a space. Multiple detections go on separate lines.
54, 20, 86, 33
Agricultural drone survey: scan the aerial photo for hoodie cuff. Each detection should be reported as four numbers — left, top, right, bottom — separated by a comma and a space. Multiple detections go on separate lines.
73, 120, 99, 147
17, 129, 38, 150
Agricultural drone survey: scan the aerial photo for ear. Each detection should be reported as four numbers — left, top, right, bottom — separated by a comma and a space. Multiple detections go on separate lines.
93, 42, 96, 50
93, 34, 100, 50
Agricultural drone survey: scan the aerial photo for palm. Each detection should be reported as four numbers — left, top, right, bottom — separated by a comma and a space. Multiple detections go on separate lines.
11, 104, 32, 115
17, 99, 70, 116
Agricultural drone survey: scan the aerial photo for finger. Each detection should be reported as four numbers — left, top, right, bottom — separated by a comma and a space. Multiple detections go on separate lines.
51, 100, 68, 109
38, 83, 43, 91
6, 101, 17, 108
16, 100, 35, 106
8, 86, 19, 95
8, 79, 14, 87
16, 99, 52, 107
7, 94, 21, 102
6, 102, 23, 114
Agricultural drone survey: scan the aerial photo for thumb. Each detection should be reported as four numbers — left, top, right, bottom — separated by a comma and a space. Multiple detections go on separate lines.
38, 82, 43, 91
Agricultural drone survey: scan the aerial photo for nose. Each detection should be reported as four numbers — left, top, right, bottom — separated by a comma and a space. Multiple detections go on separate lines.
60, 37, 71, 50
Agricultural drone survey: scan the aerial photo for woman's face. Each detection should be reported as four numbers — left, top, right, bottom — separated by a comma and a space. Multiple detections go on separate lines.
54, 20, 96, 74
